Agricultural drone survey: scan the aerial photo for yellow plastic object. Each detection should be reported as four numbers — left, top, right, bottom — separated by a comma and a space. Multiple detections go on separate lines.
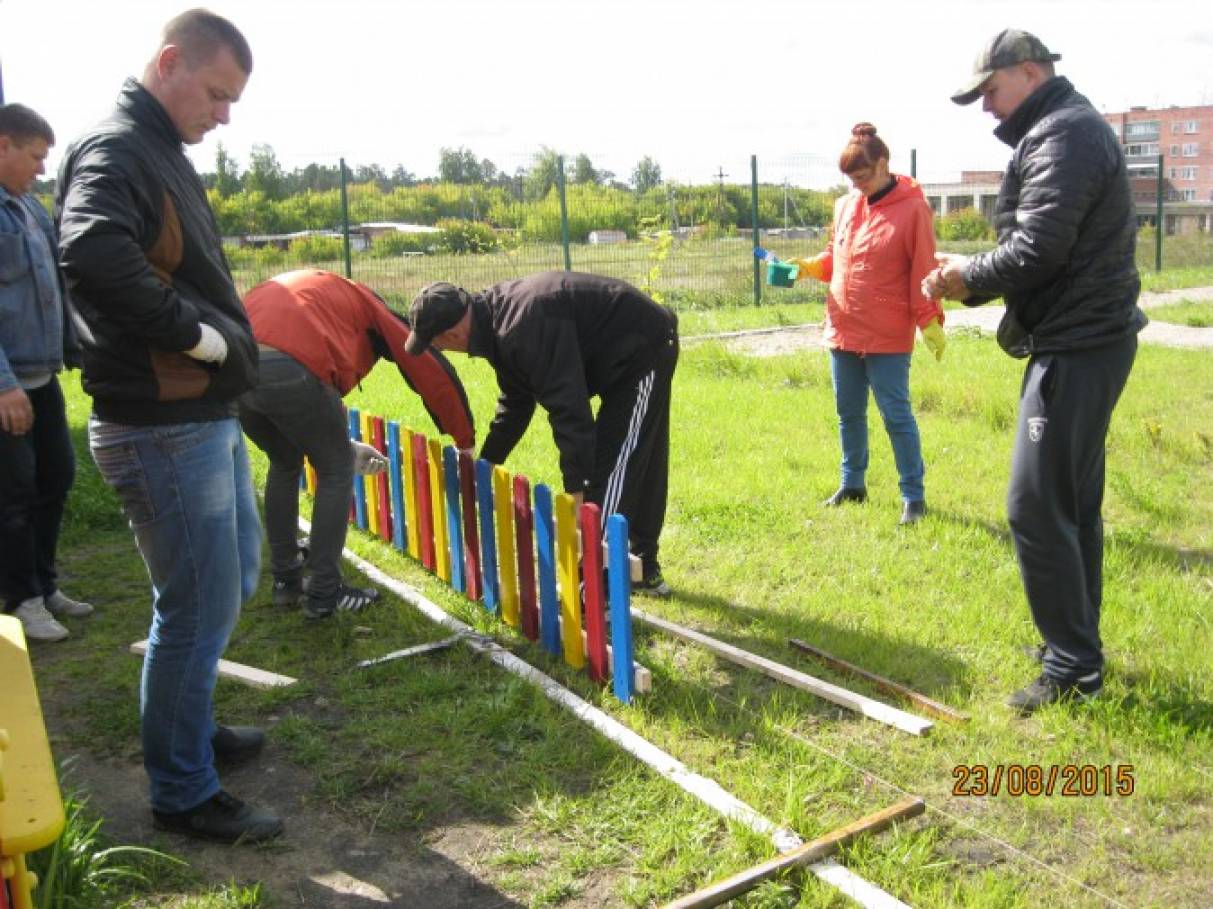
0, 615, 65, 908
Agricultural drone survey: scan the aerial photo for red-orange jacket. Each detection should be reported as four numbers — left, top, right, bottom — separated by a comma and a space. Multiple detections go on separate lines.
245, 270, 475, 449
799, 176, 943, 354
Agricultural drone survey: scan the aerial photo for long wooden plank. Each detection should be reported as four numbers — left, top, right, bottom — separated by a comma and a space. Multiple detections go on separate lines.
631, 611, 933, 736
663, 797, 926, 909
789, 638, 968, 724
130, 640, 296, 689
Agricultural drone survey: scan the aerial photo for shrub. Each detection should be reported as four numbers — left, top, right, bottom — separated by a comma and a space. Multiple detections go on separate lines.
369, 230, 438, 258
436, 219, 499, 254
936, 207, 993, 241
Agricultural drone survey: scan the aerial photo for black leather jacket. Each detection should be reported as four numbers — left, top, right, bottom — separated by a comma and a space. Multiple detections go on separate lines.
963, 77, 1147, 357
56, 80, 257, 424
468, 271, 677, 493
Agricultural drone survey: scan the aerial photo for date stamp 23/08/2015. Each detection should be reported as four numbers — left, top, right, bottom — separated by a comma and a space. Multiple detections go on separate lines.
952, 764, 1135, 797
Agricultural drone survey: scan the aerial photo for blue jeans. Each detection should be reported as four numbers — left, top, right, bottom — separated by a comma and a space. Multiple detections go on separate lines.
88, 416, 261, 813
829, 350, 925, 502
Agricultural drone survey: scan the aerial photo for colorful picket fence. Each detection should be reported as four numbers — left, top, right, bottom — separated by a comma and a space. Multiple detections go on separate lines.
303, 408, 641, 703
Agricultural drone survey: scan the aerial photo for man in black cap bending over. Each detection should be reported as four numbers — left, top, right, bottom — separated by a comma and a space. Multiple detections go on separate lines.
924, 29, 1146, 714
405, 272, 679, 597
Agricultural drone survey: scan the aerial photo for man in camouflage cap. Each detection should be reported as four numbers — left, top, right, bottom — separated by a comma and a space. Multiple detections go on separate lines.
924, 29, 1146, 714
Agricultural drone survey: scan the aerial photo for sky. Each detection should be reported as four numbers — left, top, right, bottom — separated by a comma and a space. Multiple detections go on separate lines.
3, 0, 1212, 190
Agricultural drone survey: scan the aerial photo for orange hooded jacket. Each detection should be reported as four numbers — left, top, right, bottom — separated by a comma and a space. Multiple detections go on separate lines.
794, 175, 943, 354
245, 270, 475, 449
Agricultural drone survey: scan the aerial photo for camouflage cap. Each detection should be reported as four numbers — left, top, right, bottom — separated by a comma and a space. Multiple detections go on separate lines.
951, 29, 1061, 105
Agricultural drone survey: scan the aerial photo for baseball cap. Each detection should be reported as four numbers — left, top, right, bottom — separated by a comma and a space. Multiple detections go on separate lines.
404, 282, 471, 355
951, 29, 1061, 105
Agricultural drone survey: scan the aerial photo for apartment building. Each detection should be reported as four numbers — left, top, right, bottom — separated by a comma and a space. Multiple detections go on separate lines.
1104, 104, 1213, 233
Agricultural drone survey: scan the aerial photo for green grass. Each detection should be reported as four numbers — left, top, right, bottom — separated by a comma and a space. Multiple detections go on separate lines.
1145, 298, 1213, 327
43, 323, 1213, 907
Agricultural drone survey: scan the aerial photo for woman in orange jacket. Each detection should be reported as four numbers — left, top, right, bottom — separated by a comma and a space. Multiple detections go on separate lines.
787, 123, 945, 524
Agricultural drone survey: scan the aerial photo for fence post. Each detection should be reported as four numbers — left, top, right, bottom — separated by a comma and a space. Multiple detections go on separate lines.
910, 148, 917, 180
1155, 152, 1164, 272
557, 155, 572, 271
751, 155, 761, 306
339, 157, 353, 279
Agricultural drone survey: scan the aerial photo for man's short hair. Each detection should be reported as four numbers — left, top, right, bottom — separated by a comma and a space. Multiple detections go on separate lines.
162, 8, 253, 75
0, 104, 55, 146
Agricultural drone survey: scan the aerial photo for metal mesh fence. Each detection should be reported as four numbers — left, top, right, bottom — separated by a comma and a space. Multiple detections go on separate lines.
210, 147, 1213, 310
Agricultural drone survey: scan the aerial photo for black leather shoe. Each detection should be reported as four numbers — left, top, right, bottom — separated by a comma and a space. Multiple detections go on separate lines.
899, 500, 926, 525
153, 790, 283, 844
824, 487, 867, 507
212, 725, 265, 764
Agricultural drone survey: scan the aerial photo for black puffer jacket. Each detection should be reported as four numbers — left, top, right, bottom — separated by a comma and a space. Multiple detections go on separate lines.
963, 77, 1147, 357
55, 79, 257, 424
468, 271, 677, 493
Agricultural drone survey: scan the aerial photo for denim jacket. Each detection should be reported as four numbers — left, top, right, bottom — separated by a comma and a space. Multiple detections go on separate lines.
0, 186, 78, 393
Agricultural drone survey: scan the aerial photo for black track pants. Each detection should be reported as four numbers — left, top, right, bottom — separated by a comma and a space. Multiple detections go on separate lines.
1007, 334, 1137, 680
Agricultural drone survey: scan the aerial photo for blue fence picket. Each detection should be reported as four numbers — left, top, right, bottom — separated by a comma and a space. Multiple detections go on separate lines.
348, 408, 366, 530
387, 422, 405, 551
475, 458, 499, 613
607, 514, 635, 704
534, 483, 561, 657
443, 446, 465, 593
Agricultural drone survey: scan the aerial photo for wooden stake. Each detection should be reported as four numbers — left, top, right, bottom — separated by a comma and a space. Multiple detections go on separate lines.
130, 640, 296, 689
663, 796, 926, 909
631, 611, 933, 736
788, 638, 968, 724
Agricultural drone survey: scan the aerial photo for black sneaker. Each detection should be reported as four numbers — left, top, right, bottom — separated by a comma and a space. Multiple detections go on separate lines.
152, 790, 283, 844
272, 576, 304, 608
899, 500, 926, 525
1007, 671, 1102, 715
212, 725, 265, 764
303, 583, 380, 620
635, 565, 671, 599
824, 486, 867, 507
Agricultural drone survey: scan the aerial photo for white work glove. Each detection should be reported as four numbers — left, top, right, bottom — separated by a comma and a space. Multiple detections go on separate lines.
351, 440, 388, 475
185, 324, 228, 365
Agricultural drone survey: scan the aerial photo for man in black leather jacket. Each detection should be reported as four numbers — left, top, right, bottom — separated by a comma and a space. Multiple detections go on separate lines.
56, 10, 282, 842
926, 29, 1146, 714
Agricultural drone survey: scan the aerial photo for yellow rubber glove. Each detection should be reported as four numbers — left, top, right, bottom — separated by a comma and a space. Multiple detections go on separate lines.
788, 255, 827, 282
920, 319, 946, 362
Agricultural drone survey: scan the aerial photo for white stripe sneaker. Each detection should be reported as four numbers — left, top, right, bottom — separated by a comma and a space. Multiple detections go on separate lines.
46, 589, 95, 617
14, 597, 70, 642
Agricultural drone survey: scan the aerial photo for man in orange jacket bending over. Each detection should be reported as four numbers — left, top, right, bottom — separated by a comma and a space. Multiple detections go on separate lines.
240, 270, 474, 619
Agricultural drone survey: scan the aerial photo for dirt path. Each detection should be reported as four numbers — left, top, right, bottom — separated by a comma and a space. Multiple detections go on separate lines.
694, 286, 1213, 357
37, 650, 526, 908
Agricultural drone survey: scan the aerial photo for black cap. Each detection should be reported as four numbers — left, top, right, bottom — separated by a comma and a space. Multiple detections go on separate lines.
404, 282, 471, 355
951, 29, 1061, 105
